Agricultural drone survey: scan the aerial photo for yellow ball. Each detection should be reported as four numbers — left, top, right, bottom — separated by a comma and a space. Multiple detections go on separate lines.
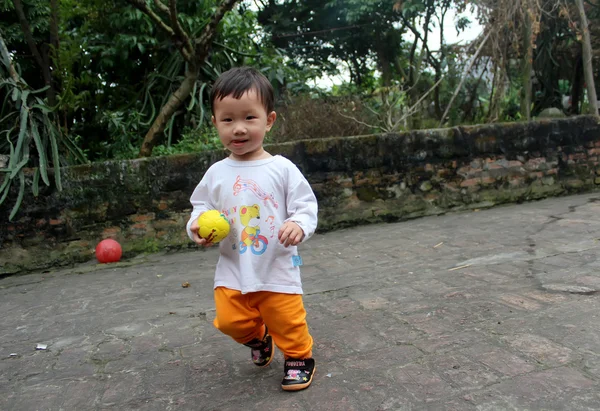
198, 210, 230, 243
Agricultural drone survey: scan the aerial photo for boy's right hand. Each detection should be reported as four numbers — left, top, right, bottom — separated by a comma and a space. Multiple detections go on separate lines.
190, 218, 213, 247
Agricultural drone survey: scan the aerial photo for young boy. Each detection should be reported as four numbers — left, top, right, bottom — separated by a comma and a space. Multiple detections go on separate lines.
186, 67, 318, 391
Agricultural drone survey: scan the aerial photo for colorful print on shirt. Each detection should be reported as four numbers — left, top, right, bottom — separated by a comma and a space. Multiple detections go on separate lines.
238, 204, 269, 255
233, 175, 279, 209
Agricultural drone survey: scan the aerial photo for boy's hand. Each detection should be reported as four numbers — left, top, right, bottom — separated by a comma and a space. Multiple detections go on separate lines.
278, 221, 304, 247
190, 218, 214, 247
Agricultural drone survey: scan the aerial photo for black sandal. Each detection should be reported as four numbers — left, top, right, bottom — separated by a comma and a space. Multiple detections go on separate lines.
243, 328, 274, 367
281, 358, 316, 391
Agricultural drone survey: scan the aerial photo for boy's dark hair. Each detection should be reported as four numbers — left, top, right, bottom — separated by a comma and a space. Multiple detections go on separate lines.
210, 67, 274, 114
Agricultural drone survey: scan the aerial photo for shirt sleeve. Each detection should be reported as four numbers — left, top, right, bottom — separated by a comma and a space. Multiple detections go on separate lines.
186, 174, 216, 242
284, 165, 318, 242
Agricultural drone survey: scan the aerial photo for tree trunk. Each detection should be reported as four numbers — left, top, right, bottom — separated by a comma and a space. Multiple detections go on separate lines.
576, 0, 599, 116
49, 0, 60, 104
435, 5, 446, 120
520, 8, 532, 121
377, 48, 392, 88
0, 33, 19, 82
427, 51, 443, 120
462, 58, 488, 123
49, 0, 60, 51
134, 0, 240, 157
13, 0, 56, 105
139, 66, 198, 157
407, 5, 432, 129
433, 65, 442, 119
571, 52, 583, 115
489, 63, 506, 122
487, 62, 497, 119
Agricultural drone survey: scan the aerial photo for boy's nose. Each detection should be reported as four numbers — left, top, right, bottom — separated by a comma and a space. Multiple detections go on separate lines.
233, 123, 247, 135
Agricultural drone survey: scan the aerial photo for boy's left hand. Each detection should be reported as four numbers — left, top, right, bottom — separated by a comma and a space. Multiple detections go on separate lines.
278, 221, 304, 247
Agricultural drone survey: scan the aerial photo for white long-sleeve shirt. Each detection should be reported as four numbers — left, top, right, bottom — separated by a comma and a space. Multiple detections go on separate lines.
186, 155, 318, 294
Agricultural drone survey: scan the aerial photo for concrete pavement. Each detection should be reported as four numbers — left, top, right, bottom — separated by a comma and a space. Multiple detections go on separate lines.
1, 193, 600, 410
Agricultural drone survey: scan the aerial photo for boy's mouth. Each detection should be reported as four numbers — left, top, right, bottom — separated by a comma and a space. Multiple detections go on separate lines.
231, 139, 248, 147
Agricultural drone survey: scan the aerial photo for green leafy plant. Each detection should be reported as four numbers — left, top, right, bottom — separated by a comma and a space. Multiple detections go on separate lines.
0, 32, 86, 220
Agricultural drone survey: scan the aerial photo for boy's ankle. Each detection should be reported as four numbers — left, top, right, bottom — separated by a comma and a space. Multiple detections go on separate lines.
281, 357, 316, 391
243, 328, 274, 367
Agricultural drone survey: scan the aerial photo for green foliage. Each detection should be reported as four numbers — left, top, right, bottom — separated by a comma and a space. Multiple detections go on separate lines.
0, 65, 86, 221
257, 0, 403, 88
500, 85, 523, 122
96, 110, 146, 160
0, 0, 50, 48
359, 87, 410, 133
153, 127, 222, 157
1, 0, 597, 176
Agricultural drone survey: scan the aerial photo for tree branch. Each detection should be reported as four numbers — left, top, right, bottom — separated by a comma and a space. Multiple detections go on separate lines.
409, 1, 433, 88
12, 0, 46, 73
168, 0, 194, 58
399, 10, 431, 89
195, 0, 240, 61
439, 32, 491, 127
272, 24, 367, 39
153, 0, 170, 15
336, 108, 385, 132
392, 76, 445, 131
13, 0, 56, 104
214, 41, 260, 57
126, 0, 195, 62
127, 0, 175, 37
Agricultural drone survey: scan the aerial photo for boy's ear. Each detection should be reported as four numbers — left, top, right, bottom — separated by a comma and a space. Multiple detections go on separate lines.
211, 116, 216, 126
266, 111, 276, 131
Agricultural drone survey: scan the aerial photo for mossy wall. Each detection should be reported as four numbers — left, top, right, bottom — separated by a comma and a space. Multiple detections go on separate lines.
2, 116, 600, 274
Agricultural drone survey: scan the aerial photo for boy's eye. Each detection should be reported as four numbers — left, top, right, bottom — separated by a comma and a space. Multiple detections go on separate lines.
246, 116, 256, 120
222, 118, 232, 122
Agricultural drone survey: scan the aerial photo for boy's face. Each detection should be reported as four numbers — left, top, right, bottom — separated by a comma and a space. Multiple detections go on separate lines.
211, 89, 276, 161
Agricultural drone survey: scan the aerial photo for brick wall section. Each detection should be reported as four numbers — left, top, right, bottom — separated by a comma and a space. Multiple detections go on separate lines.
2, 116, 600, 274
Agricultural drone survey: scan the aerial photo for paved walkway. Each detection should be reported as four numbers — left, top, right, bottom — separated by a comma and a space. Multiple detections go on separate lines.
2, 193, 600, 410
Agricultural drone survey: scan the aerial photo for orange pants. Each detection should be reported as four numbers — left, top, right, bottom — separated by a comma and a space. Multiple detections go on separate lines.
213, 287, 313, 359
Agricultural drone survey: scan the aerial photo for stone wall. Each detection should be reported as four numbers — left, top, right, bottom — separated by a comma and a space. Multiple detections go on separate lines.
2, 116, 600, 274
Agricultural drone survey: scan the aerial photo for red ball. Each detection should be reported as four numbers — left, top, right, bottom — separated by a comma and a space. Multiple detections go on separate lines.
95, 239, 122, 263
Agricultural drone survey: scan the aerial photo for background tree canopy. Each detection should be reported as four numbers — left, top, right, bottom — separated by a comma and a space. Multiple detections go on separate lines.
1, 0, 600, 218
